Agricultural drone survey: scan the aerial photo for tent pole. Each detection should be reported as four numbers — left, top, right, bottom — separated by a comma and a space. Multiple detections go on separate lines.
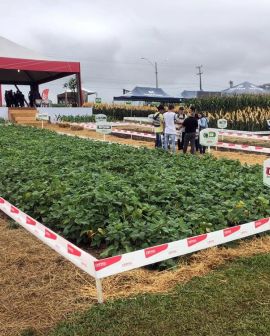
0, 84, 2, 107
76, 71, 83, 107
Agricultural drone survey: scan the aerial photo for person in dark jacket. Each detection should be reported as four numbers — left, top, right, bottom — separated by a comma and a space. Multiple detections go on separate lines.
182, 106, 198, 154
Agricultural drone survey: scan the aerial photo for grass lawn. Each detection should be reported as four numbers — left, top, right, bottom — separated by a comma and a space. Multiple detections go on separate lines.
49, 253, 270, 336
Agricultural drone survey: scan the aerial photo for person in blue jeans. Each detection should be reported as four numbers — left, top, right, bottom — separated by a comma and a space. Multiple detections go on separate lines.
163, 104, 176, 153
153, 105, 165, 148
198, 113, 209, 154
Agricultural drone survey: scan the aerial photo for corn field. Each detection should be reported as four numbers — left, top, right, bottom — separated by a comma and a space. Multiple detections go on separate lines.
187, 95, 270, 112
207, 107, 270, 131
83, 100, 270, 131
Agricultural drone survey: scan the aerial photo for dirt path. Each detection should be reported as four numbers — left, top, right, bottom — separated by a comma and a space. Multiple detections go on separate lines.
40, 124, 268, 165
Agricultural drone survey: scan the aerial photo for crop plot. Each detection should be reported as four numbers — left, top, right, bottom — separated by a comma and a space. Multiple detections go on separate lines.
0, 126, 269, 257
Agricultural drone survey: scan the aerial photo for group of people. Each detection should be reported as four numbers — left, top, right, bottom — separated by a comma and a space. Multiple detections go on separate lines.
4, 88, 42, 108
153, 105, 209, 154
4, 90, 25, 107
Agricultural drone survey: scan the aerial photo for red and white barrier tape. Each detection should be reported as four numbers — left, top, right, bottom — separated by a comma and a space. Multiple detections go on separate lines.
217, 142, 270, 154
112, 128, 155, 138
1, 197, 269, 281
0, 197, 97, 277
94, 217, 270, 279
219, 131, 270, 141
213, 129, 270, 135
111, 129, 270, 153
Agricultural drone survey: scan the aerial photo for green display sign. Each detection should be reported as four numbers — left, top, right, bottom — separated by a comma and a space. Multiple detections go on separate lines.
200, 129, 218, 147
95, 97, 102, 104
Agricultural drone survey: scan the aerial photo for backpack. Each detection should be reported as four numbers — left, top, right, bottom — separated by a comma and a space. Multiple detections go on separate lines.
152, 112, 161, 127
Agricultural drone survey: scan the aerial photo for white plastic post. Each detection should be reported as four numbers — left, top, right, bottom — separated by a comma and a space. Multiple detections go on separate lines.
95, 279, 104, 303
208, 146, 211, 154
103, 134, 106, 141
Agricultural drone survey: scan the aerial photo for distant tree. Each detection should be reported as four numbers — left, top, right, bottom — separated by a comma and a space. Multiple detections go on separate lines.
63, 77, 77, 106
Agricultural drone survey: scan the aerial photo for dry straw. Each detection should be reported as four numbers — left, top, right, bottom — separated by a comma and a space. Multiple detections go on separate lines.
1, 214, 270, 336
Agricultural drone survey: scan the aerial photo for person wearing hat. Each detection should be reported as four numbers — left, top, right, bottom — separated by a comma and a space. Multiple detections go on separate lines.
153, 105, 165, 148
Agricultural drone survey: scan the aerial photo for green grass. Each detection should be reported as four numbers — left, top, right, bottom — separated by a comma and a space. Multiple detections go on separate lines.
49, 253, 270, 336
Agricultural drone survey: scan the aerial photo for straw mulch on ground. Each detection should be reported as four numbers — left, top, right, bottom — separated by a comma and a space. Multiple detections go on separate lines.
1, 213, 270, 336
0, 216, 95, 336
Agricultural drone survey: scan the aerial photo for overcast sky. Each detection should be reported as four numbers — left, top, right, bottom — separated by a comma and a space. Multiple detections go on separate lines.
1, 0, 270, 102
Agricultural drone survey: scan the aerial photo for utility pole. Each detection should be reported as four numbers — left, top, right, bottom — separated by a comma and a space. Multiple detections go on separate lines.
154, 62, 158, 88
141, 58, 159, 88
196, 65, 203, 91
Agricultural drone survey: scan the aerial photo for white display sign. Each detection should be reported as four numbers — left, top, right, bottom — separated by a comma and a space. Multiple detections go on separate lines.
36, 113, 49, 121
96, 122, 112, 134
217, 119, 227, 129
263, 159, 270, 187
199, 128, 218, 147
95, 114, 107, 123
267, 120, 270, 128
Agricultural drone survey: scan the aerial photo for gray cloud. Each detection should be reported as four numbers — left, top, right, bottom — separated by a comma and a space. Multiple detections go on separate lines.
1, 0, 270, 101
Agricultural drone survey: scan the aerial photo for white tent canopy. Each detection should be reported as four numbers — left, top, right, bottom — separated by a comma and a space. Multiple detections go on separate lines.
222, 81, 267, 95
0, 36, 50, 60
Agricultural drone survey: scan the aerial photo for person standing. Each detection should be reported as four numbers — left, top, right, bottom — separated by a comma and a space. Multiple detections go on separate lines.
153, 105, 165, 148
198, 112, 209, 154
194, 113, 200, 152
183, 106, 198, 154
163, 104, 176, 153
175, 106, 186, 150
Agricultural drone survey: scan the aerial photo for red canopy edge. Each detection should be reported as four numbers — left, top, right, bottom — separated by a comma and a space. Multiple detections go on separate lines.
0, 57, 80, 73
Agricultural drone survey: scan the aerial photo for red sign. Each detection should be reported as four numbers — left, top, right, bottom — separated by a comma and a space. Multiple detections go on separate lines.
10, 205, 19, 214
67, 244, 82, 257
94, 255, 122, 271
187, 234, 207, 247
223, 226, 240, 237
26, 216, 36, 226
45, 228, 57, 240
41, 89, 49, 100
255, 218, 269, 228
144, 244, 168, 258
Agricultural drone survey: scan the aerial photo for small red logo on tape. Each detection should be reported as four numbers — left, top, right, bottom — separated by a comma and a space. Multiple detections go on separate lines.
255, 146, 263, 150
228, 143, 236, 147
26, 216, 36, 226
223, 226, 241, 237
45, 229, 57, 240
11, 206, 19, 214
0, 198, 5, 204
187, 234, 207, 247
266, 167, 270, 176
144, 244, 168, 258
241, 144, 249, 148
255, 218, 269, 228
94, 256, 122, 271
67, 244, 82, 257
